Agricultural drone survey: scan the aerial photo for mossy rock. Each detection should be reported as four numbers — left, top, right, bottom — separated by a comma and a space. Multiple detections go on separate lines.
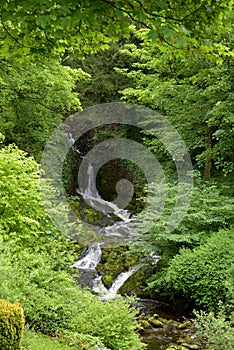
97, 245, 145, 290
140, 320, 151, 329
166, 346, 188, 350
177, 321, 192, 329
152, 313, 159, 319
178, 337, 193, 344
148, 318, 164, 328
102, 274, 113, 288
181, 328, 192, 333
119, 266, 155, 297
181, 345, 199, 349
163, 319, 176, 325
96, 245, 155, 297
97, 246, 130, 288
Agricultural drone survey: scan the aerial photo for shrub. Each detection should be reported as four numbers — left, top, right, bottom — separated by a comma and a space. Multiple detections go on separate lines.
0, 300, 25, 350
152, 228, 234, 311
194, 309, 234, 349
0, 246, 144, 350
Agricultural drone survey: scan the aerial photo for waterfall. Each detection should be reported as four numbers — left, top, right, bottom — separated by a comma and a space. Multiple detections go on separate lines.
71, 243, 142, 298
77, 162, 132, 222
71, 243, 102, 270
105, 265, 142, 299
73, 159, 159, 298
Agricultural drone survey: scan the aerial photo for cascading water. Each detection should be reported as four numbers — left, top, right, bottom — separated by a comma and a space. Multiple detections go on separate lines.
71, 241, 142, 299
106, 265, 142, 299
72, 243, 102, 270
71, 242, 108, 294
76, 162, 132, 222
72, 159, 144, 298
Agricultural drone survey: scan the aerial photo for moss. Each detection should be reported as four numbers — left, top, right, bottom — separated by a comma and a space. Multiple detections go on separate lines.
102, 274, 113, 288
97, 245, 138, 288
96, 245, 154, 297
177, 321, 192, 330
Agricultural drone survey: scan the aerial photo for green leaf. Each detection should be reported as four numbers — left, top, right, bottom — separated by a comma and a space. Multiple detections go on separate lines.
175, 36, 188, 48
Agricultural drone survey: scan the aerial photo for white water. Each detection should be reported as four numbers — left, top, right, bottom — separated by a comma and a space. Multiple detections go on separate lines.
73, 160, 159, 298
77, 163, 131, 222
72, 242, 141, 299
71, 243, 102, 270
106, 265, 142, 299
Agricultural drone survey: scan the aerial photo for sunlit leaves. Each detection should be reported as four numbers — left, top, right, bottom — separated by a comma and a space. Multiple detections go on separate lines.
0, 59, 85, 158
0, 0, 233, 59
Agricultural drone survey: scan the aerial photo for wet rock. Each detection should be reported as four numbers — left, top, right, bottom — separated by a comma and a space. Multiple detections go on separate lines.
177, 321, 192, 329
166, 345, 188, 350
178, 336, 193, 344
149, 318, 164, 328
140, 320, 151, 329
181, 328, 191, 333
164, 318, 176, 325
181, 344, 199, 349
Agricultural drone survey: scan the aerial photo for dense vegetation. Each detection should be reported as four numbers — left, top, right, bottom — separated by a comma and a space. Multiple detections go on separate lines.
0, 1, 233, 349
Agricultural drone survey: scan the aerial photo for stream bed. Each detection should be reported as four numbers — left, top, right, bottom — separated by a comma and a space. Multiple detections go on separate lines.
137, 299, 201, 350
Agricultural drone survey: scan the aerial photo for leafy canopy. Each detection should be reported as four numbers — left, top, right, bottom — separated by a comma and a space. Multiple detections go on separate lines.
0, 59, 85, 159
0, 0, 233, 58
118, 27, 234, 178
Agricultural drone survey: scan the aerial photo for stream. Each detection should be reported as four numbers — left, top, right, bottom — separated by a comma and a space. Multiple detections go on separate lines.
71, 157, 198, 350
71, 160, 151, 299
71, 242, 142, 299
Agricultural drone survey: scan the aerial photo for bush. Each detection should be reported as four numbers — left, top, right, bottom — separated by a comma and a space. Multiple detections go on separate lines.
153, 228, 234, 311
0, 300, 25, 350
194, 309, 234, 349
0, 245, 144, 350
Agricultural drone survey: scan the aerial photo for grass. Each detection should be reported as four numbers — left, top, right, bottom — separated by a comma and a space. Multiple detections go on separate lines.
22, 329, 81, 350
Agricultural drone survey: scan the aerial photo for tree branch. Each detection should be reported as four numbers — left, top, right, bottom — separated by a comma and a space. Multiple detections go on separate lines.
0, 15, 22, 46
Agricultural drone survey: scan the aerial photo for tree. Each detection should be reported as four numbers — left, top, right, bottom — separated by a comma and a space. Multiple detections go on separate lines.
0, 59, 85, 159
0, 137, 75, 266
118, 27, 234, 179
0, 0, 232, 59
65, 41, 135, 108
132, 180, 234, 260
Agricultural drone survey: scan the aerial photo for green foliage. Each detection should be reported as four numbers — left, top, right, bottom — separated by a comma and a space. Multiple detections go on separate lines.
152, 228, 234, 311
0, 144, 43, 244
0, 132, 5, 145
133, 181, 234, 259
66, 42, 134, 108
0, 245, 144, 350
0, 300, 25, 350
23, 328, 108, 349
194, 309, 234, 349
0, 0, 232, 59
0, 143, 79, 268
118, 27, 234, 178
23, 330, 78, 350
0, 60, 83, 159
